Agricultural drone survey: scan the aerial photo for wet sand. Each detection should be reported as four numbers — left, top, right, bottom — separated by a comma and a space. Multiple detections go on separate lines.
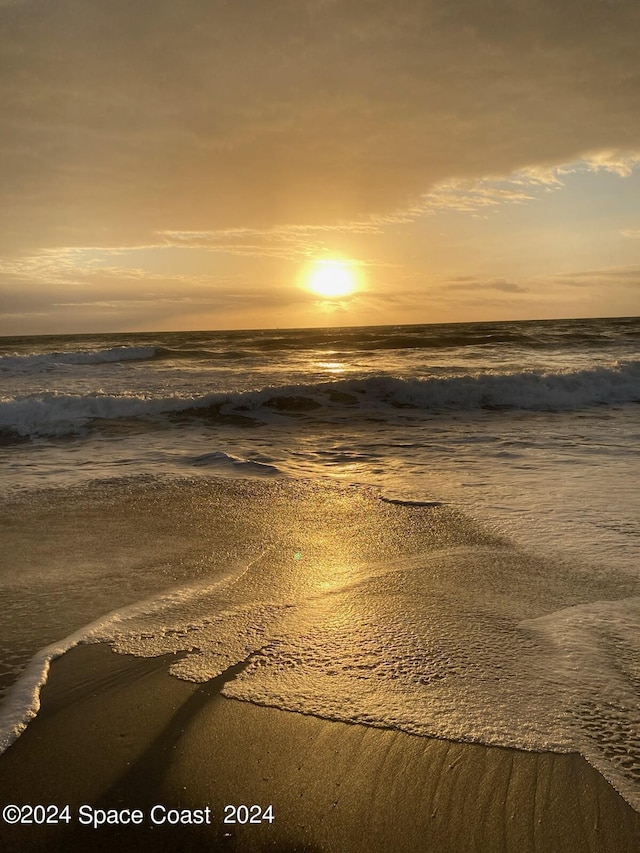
0, 643, 638, 853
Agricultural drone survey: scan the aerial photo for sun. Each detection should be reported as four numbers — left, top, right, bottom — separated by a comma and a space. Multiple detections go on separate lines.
305, 260, 358, 299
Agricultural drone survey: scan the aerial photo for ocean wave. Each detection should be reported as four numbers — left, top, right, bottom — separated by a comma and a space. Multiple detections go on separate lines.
1, 362, 639, 439
4, 319, 638, 370
214, 318, 639, 353
0, 345, 257, 373
0, 345, 159, 370
153, 346, 251, 361
188, 451, 281, 476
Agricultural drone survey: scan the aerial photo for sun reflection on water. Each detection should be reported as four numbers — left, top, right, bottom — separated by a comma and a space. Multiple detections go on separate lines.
315, 360, 347, 375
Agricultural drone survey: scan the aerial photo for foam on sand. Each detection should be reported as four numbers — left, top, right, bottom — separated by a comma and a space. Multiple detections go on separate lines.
1, 477, 639, 813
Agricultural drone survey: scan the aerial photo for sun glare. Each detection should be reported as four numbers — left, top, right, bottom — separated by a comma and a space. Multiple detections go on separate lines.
306, 260, 358, 299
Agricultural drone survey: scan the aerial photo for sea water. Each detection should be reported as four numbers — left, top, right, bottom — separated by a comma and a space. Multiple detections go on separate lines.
1, 317, 639, 807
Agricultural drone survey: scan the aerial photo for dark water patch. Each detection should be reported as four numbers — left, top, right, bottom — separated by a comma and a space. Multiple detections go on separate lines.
153, 347, 252, 362
170, 403, 260, 428
326, 390, 358, 404
379, 497, 444, 508
0, 427, 30, 446
265, 395, 322, 412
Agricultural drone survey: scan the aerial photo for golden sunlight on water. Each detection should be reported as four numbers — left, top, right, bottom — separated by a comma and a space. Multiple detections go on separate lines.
315, 360, 347, 374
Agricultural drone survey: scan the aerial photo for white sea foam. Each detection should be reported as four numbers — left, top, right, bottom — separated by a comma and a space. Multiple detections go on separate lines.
125, 551, 640, 810
4, 540, 636, 807
522, 599, 640, 802
0, 647, 61, 755
0, 555, 258, 754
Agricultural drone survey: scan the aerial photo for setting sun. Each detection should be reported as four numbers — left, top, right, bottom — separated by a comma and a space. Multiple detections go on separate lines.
305, 260, 359, 299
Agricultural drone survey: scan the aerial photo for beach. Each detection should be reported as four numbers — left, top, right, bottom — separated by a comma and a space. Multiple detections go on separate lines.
1, 321, 640, 851
1, 642, 639, 853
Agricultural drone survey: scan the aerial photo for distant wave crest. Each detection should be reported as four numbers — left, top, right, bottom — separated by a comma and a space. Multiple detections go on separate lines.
0, 346, 159, 370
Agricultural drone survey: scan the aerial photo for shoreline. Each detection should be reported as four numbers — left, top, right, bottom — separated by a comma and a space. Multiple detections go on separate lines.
1, 643, 639, 853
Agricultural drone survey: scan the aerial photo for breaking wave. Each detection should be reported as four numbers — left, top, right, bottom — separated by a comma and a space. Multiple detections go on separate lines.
1, 361, 639, 441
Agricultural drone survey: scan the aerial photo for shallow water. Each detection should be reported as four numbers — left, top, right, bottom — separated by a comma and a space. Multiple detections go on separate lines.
1, 318, 639, 809
2, 477, 639, 810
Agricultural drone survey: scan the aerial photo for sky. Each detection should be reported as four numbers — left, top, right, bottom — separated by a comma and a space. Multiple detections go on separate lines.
1, 0, 640, 335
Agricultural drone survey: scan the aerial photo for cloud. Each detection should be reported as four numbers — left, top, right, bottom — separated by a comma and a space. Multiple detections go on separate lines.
2, 0, 640, 256
574, 152, 640, 178
156, 224, 380, 260
0, 251, 343, 330
416, 175, 546, 217
552, 265, 640, 285
447, 277, 529, 294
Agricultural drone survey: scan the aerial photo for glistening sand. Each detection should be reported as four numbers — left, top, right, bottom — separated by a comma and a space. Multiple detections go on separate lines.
0, 643, 638, 853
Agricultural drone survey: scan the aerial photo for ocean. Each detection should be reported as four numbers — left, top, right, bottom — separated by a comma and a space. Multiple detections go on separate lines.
1, 316, 639, 809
